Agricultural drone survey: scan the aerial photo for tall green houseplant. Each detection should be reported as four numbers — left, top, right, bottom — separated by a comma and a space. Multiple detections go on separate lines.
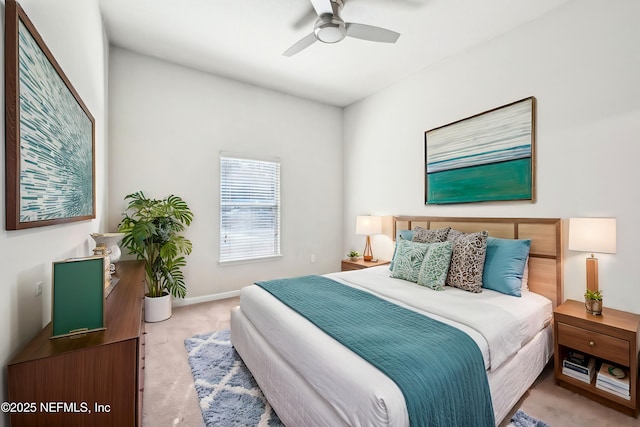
118, 191, 194, 298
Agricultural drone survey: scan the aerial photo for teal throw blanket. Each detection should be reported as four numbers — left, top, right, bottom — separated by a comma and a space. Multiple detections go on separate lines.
256, 275, 494, 427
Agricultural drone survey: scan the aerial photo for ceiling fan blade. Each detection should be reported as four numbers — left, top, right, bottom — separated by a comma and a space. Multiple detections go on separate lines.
345, 23, 400, 43
365, 0, 425, 9
283, 33, 317, 57
309, 0, 334, 16
293, 7, 318, 30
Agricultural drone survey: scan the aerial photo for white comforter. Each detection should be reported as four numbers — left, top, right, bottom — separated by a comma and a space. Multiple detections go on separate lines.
233, 266, 552, 426
326, 266, 552, 370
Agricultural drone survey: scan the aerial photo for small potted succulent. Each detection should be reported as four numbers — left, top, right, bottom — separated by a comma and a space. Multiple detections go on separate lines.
584, 289, 603, 315
348, 250, 360, 261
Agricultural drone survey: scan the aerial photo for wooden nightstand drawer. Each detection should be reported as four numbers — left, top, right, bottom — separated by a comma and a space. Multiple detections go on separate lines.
341, 259, 390, 271
557, 322, 630, 366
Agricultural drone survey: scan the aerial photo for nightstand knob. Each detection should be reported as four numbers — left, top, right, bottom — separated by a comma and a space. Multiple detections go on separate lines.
589, 341, 595, 347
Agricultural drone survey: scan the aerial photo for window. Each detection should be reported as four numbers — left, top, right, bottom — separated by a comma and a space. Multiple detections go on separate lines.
220, 153, 281, 263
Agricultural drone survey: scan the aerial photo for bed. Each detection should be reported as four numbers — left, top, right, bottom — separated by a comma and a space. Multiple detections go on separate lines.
230, 216, 563, 426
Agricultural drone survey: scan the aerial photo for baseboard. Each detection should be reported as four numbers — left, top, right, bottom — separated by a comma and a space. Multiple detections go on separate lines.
172, 290, 241, 307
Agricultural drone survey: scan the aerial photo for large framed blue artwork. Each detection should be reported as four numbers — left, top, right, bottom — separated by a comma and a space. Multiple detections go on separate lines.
425, 97, 535, 205
5, 0, 95, 230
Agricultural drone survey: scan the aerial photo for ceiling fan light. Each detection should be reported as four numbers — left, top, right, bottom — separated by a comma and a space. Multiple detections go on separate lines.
316, 25, 345, 43
314, 14, 346, 43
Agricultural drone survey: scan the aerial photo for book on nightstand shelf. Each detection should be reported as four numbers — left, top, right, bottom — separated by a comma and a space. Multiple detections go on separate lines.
596, 362, 630, 400
565, 351, 591, 368
562, 351, 596, 383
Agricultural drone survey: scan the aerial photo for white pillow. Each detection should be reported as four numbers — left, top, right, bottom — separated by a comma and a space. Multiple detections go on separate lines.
521, 257, 530, 290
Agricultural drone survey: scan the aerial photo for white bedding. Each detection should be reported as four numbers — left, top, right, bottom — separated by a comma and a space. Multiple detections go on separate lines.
230, 266, 553, 426
327, 266, 553, 370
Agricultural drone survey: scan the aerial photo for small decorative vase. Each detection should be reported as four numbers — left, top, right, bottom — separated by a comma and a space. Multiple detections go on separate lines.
350, 256, 359, 261
91, 233, 125, 273
585, 298, 603, 315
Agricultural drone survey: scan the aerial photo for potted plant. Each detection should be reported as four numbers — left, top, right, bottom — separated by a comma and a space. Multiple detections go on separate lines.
118, 191, 194, 322
584, 289, 603, 315
348, 250, 360, 261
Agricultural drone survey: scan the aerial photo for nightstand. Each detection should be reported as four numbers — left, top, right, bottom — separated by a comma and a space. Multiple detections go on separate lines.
554, 299, 640, 417
341, 258, 390, 271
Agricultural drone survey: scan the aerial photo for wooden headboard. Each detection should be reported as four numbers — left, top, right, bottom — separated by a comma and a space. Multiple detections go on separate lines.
392, 216, 563, 309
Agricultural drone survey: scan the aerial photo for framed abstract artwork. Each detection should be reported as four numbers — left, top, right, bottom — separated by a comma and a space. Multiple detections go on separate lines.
425, 97, 535, 204
5, 0, 95, 230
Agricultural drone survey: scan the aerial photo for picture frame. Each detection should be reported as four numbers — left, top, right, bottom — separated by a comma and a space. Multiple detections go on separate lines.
5, 0, 95, 230
425, 97, 535, 204
51, 256, 106, 339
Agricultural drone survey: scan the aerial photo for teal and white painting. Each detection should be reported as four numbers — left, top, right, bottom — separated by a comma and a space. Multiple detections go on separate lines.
16, 19, 94, 225
425, 97, 534, 204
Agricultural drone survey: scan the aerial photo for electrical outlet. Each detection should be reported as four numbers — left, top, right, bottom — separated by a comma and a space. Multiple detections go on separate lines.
310, 254, 316, 263
35, 281, 42, 297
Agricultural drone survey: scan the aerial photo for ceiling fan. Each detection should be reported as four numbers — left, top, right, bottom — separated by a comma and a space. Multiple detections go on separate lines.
283, 0, 400, 57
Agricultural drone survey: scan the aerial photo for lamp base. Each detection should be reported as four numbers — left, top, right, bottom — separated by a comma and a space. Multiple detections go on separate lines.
363, 236, 373, 262
586, 256, 598, 292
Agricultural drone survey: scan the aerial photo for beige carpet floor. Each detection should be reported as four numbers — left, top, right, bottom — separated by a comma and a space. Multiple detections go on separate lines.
142, 297, 639, 427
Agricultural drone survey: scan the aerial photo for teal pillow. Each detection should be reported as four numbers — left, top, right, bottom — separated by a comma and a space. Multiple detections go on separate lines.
389, 230, 415, 270
390, 238, 428, 283
417, 241, 454, 291
482, 237, 531, 297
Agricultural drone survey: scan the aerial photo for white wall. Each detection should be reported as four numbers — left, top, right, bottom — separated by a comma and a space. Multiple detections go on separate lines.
0, 0, 108, 423
107, 48, 343, 302
343, 0, 640, 313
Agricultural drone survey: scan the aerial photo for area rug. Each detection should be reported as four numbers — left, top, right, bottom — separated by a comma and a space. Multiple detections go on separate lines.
184, 329, 284, 427
510, 410, 551, 427
186, 329, 550, 427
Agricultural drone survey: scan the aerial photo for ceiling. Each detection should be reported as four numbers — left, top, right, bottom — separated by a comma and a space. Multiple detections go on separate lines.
99, 0, 569, 107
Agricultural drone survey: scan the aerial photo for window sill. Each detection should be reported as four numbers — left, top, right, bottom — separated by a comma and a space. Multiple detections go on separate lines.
218, 254, 282, 266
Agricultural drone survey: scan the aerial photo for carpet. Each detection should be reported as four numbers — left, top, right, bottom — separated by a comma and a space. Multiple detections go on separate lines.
186, 330, 550, 427
184, 329, 284, 427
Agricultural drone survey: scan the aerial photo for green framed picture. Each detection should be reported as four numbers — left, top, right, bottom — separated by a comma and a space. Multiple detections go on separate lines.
51, 256, 106, 339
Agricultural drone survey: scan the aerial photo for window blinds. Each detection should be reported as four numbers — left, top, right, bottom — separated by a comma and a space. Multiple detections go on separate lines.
220, 154, 281, 262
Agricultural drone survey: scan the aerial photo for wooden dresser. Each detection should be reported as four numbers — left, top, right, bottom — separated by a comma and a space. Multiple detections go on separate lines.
7, 260, 145, 427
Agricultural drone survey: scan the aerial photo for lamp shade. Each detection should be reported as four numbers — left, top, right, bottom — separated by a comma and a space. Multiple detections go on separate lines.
355, 215, 382, 236
568, 218, 616, 254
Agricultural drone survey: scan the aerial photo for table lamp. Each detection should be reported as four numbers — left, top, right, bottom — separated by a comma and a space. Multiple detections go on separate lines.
568, 218, 616, 292
355, 215, 382, 262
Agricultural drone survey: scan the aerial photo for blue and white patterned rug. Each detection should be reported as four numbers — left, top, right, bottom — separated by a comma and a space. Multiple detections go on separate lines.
510, 410, 551, 427
186, 329, 550, 427
184, 329, 284, 427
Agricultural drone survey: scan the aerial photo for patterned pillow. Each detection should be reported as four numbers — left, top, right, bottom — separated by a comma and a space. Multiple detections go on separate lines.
390, 237, 429, 283
390, 229, 416, 270
412, 227, 450, 243
417, 241, 454, 291
446, 228, 463, 242
446, 231, 489, 293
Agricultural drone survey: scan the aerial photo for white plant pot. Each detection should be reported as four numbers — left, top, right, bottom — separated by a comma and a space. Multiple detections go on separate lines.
144, 293, 172, 322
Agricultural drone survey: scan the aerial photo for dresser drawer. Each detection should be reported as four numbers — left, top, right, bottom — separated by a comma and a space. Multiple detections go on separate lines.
557, 322, 630, 366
